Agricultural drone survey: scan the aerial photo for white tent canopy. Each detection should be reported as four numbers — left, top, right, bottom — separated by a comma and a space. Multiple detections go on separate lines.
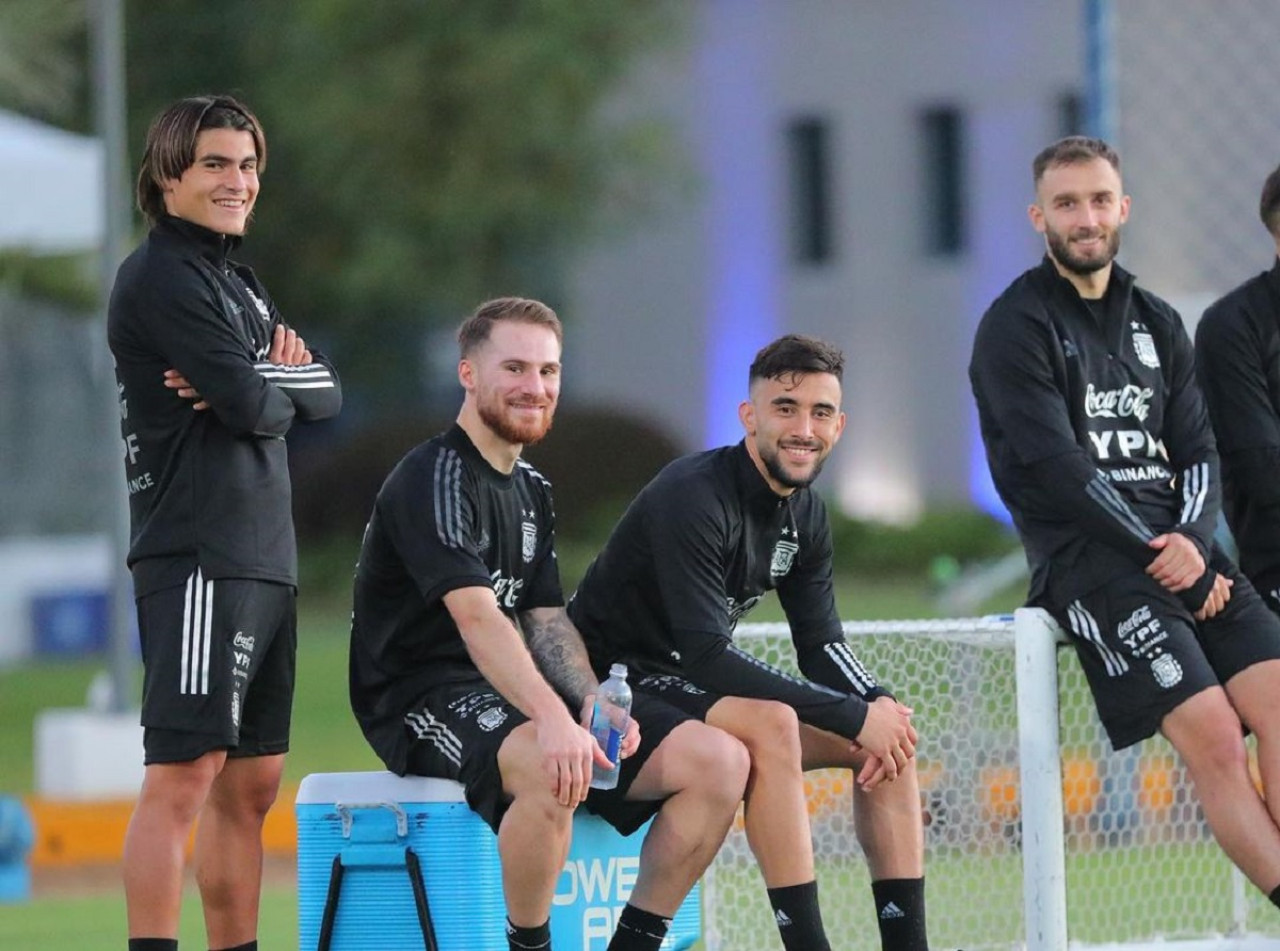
0, 109, 102, 253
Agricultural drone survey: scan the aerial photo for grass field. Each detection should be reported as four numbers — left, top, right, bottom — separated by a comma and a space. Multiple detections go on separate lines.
0, 881, 297, 950
3, 572, 1278, 948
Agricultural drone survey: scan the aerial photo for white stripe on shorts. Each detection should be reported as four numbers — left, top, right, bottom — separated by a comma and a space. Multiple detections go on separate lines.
405, 709, 462, 767
1067, 599, 1129, 678
180, 569, 214, 695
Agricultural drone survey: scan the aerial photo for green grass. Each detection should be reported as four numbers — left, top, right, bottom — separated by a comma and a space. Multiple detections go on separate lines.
0, 881, 297, 950
706, 841, 1256, 950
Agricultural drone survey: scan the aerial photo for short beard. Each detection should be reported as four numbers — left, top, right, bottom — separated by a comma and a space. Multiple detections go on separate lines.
761, 446, 827, 490
1047, 227, 1120, 276
478, 401, 553, 447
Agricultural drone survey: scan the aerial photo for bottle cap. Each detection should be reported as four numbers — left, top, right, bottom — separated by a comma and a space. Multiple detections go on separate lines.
609, 662, 628, 678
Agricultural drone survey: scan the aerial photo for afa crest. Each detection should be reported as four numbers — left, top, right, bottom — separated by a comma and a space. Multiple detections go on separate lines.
1152, 653, 1182, 689
1132, 332, 1160, 370
770, 540, 799, 578
521, 519, 537, 563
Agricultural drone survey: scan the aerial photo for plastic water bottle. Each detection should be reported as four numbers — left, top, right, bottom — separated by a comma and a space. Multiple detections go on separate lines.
589, 664, 632, 790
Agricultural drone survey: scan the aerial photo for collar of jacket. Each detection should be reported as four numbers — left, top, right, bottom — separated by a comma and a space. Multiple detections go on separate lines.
1033, 253, 1137, 313
732, 439, 798, 510
153, 214, 243, 268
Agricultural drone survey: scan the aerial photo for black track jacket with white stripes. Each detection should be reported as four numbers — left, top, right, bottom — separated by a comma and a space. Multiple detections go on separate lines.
970, 256, 1219, 610
568, 442, 887, 743
350, 425, 564, 774
108, 216, 341, 596
1196, 260, 1280, 597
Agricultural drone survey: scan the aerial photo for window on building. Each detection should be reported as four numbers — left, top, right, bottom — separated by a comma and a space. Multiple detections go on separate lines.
920, 106, 966, 257
1058, 91, 1084, 137
787, 116, 834, 265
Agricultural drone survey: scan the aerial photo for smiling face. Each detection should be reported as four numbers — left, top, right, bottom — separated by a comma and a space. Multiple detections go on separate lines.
461, 319, 562, 450
1029, 156, 1130, 290
161, 128, 260, 235
740, 370, 845, 495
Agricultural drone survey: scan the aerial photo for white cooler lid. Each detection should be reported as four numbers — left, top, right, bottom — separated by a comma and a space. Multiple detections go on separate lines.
296, 770, 467, 804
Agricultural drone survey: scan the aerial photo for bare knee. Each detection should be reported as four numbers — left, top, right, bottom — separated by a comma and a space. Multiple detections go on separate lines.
206, 756, 284, 825
680, 725, 751, 804
496, 723, 577, 830
736, 701, 802, 770
137, 752, 223, 824
1164, 692, 1250, 777
231, 771, 281, 821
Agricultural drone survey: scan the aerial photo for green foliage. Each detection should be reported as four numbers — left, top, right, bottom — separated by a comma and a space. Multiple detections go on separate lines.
0, 0, 88, 127
828, 506, 1019, 577
290, 413, 448, 546
522, 407, 683, 536
290, 406, 682, 549
0, 251, 98, 309
124, 0, 684, 387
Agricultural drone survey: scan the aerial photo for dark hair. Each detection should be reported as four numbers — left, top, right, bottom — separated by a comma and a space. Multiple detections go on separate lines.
1032, 135, 1120, 186
136, 95, 266, 226
1260, 164, 1280, 237
457, 297, 563, 356
748, 334, 844, 386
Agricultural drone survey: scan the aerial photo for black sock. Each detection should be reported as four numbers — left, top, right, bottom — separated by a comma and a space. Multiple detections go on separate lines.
606, 903, 672, 951
872, 877, 929, 951
211, 943, 257, 951
507, 917, 551, 951
1270, 883, 1280, 908
767, 880, 831, 951
128, 941, 178, 951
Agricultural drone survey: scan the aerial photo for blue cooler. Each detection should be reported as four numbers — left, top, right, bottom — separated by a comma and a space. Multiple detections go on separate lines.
296, 771, 701, 951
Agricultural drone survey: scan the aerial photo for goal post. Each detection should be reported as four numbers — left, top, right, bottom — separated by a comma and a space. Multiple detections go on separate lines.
1015, 606, 1067, 951
706, 610, 1269, 950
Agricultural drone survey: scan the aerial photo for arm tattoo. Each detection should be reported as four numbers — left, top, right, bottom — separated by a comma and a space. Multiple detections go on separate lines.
521, 607, 599, 708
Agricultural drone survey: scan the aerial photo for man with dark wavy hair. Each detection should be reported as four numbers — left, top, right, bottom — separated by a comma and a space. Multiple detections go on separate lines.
109, 94, 341, 951
571, 334, 930, 951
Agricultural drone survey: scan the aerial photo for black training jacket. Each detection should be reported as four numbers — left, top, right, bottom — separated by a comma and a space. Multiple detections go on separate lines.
569, 442, 887, 743
1197, 260, 1280, 596
349, 425, 564, 774
970, 256, 1219, 610
108, 216, 341, 596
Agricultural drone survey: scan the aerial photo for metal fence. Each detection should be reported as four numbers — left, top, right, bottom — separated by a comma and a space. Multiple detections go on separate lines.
1103, 0, 1280, 311
0, 291, 115, 536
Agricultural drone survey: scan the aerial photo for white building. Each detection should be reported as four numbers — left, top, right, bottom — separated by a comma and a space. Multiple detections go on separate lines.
566, 0, 1280, 522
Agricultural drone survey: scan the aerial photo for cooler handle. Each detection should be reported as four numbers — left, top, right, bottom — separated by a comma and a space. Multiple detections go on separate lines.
315, 846, 438, 951
333, 800, 408, 838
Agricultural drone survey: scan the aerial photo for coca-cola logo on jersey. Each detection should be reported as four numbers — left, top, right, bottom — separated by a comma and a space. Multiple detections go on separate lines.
1084, 383, 1153, 422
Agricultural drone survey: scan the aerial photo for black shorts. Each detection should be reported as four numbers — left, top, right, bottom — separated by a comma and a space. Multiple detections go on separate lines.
1052, 558, 1280, 750
627, 671, 722, 721
402, 679, 694, 835
136, 571, 296, 764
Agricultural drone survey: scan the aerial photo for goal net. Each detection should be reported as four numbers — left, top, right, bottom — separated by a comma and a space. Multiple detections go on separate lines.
702, 610, 1279, 950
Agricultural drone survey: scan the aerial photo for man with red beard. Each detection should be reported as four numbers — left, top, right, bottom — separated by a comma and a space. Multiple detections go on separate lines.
349, 297, 749, 951
569, 334, 929, 951
970, 136, 1280, 908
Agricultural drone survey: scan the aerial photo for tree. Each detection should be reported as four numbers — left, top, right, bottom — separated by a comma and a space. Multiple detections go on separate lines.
0, 0, 87, 126
125, 0, 681, 388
